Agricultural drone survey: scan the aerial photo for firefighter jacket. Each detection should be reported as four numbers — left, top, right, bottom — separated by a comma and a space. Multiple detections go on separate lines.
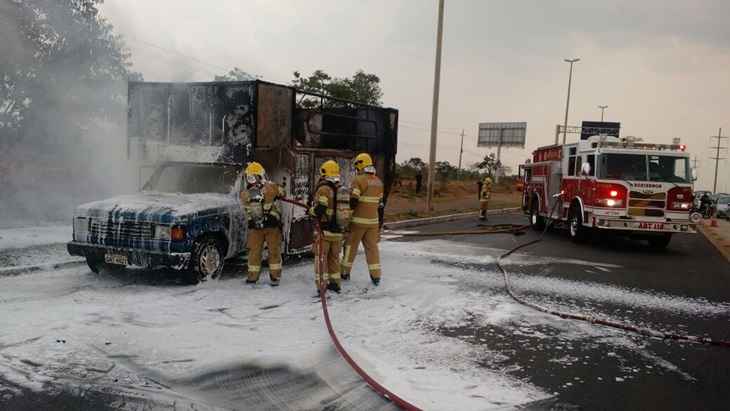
240, 181, 285, 229
349, 173, 384, 227
310, 180, 344, 240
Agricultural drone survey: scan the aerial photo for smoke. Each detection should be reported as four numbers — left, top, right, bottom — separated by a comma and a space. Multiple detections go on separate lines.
0, 0, 137, 228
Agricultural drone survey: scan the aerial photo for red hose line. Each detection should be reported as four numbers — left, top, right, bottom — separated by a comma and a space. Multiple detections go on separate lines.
281, 197, 423, 410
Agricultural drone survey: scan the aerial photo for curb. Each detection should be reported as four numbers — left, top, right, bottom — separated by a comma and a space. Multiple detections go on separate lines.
697, 223, 730, 262
383, 207, 521, 230
0, 259, 85, 278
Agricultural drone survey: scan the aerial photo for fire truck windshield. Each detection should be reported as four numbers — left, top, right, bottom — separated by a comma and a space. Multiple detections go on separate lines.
598, 154, 690, 183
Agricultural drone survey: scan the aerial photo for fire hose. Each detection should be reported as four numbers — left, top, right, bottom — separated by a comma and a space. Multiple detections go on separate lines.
389, 198, 730, 349
280, 197, 422, 411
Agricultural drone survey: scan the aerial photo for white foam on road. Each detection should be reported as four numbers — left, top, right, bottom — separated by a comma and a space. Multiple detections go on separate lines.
0, 245, 549, 410
0, 226, 70, 251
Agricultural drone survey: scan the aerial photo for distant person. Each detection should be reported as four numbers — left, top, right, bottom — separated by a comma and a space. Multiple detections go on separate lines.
415, 170, 423, 194
478, 176, 493, 221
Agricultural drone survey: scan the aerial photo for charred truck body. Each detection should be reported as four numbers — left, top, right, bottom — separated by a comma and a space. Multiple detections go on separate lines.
67, 81, 398, 282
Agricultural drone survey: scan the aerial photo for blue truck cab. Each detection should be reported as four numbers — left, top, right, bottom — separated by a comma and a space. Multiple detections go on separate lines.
68, 162, 246, 283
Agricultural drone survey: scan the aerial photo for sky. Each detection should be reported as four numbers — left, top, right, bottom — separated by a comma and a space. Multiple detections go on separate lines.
101, 0, 729, 192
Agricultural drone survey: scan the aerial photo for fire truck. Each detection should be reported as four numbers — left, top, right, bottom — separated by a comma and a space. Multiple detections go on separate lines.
521, 134, 696, 249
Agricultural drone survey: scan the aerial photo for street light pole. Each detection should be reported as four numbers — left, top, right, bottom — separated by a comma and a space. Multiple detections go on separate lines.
598, 105, 608, 122
562, 58, 580, 145
426, 0, 445, 211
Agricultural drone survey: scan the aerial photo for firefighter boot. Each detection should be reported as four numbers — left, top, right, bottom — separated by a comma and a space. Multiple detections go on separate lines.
327, 280, 341, 293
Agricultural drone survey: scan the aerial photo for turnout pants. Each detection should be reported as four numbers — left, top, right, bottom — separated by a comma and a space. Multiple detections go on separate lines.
342, 224, 381, 279
479, 194, 490, 218
315, 233, 342, 288
247, 227, 282, 282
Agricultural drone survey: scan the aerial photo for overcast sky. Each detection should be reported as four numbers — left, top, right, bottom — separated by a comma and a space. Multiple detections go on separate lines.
101, 0, 729, 191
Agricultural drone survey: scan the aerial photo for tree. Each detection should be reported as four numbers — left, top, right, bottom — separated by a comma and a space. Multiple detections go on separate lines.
405, 157, 426, 171
292, 69, 383, 106
435, 161, 456, 180
476, 153, 499, 176
0, 0, 140, 223
215, 67, 256, 82
1, 0, 138, 142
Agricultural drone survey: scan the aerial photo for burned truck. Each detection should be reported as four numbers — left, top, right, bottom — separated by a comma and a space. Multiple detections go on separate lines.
67, 80, 399, 283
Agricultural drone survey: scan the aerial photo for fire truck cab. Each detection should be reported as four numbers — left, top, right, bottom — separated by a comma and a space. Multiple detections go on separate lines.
521, 135, 696, 249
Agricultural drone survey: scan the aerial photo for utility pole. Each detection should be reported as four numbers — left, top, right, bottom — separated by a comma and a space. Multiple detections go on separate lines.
710, 127, 728, 193
562, 58, 580, 145
426, 0, 445, 211
598, 105, 608, 122
457, 129, 464, 180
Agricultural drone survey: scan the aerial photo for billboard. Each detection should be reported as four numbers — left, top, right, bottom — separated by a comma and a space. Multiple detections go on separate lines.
580, 121, 620, 140
478, 122, 526, 147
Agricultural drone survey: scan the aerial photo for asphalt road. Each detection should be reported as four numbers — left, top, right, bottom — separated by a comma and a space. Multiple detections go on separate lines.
391, 212, 730, 411
1, 214, 729, 411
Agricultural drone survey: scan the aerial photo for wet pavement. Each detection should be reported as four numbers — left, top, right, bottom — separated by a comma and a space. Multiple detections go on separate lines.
392, 212, 730, 410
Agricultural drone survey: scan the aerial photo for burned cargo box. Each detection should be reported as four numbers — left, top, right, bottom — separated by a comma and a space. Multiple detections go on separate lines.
123, 79, 397, 259
127, 81, 256, 165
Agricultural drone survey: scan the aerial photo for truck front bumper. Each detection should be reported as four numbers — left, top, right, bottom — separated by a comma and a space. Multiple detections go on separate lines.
67, 242, 191, 270
593, 219, 696, 233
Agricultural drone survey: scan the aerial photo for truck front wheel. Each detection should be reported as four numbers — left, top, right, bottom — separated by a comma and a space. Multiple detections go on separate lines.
647, 233, 672, 250
568, 205, 589, 243
186, 236, 225, 284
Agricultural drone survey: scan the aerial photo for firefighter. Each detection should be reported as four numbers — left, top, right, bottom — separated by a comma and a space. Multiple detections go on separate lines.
310, 160, 349, 294
240, 162, 285, 286
341, 153, 384, 286
478, 175, 493, 221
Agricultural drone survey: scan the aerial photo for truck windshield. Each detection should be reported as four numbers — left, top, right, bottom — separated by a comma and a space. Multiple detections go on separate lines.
598, 154, 690, 183
145, 164, 239, 194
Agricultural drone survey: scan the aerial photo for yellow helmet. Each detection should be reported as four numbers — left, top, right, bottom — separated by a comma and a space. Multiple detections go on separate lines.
353, 153, 373, 171
320, 160, 340, 177
244, 162, 265, 177
484, 176, 493, 184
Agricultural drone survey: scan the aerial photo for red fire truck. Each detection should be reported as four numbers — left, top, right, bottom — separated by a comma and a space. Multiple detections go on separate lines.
521, 135, 696, 249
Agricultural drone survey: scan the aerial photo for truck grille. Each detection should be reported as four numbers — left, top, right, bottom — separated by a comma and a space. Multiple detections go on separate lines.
628, 191, 665, 217
89, 219, 154, 241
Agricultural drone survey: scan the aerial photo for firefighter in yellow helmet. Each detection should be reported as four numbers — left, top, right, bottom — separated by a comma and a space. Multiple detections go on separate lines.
478, 175, 493, 221
341, 153, 384, 286
310, 160, 350, 294
240, 162, 286, 286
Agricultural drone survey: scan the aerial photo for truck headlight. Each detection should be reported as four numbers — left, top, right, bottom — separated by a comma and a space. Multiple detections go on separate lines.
74, 217, 89, 241
154, 225, 171, 240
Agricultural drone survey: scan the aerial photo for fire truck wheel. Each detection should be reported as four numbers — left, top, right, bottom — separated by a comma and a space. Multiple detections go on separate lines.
647, 233, 672, 250
529, 200, 545, 231
568, 205, 588, 243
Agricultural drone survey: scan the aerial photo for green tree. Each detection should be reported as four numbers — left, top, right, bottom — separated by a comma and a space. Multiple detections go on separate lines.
215, 67, 256, 82
435, 161, 456, 180
476, 153, 499, 176
292, 69, 383, 106
1, 0, 138, 144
